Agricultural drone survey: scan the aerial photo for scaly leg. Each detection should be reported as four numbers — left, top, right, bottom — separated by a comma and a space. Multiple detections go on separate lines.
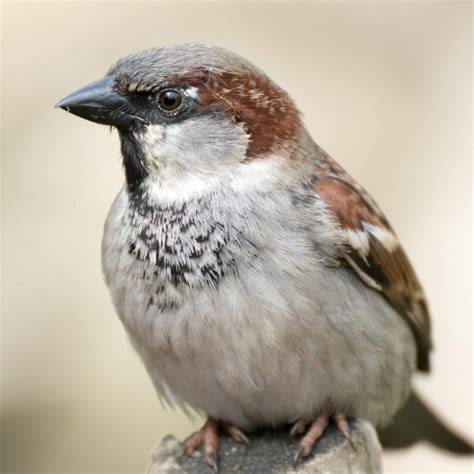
180, 417, 249, 471
293, 412, 353, 463
181, 418, 220, 471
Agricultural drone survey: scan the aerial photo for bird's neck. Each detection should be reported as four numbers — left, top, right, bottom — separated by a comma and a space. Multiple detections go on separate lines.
119, 131, 149, 193
125, 187, 236, 288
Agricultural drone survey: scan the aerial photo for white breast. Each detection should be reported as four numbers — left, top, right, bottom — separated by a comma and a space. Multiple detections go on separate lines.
102, 185, 416, 431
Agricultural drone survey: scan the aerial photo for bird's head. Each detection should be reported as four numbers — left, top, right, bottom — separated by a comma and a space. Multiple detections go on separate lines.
56, 45, 304, 195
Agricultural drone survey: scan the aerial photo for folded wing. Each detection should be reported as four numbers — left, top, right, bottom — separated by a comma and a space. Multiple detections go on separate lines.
314, 171, 432, 371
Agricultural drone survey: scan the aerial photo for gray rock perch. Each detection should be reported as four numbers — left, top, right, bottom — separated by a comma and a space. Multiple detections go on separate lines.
147, 419, 382, 473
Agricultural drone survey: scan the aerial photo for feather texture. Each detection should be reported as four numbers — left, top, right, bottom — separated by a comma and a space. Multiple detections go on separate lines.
314, 168, 432, 371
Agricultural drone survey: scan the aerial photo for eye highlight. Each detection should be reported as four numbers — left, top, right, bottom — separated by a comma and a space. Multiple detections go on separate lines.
158, 89, 182, 112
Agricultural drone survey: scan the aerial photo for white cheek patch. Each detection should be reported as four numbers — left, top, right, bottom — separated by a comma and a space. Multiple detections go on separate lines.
130, 115, 290, 205
132, 113, 251, 181
134, 124, 166, 164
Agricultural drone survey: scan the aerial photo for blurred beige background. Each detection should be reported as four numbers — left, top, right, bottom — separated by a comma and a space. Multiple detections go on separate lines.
1, 1, 472, 473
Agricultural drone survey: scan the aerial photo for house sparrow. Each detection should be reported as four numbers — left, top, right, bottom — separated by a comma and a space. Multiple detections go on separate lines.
56, 44, 472, 470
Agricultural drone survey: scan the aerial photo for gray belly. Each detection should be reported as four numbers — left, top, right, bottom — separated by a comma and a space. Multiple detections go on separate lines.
103, 234, 416, 431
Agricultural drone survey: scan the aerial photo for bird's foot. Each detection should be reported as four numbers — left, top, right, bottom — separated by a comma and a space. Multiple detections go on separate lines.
180, 417, 249, 472
291, 412, 353, 464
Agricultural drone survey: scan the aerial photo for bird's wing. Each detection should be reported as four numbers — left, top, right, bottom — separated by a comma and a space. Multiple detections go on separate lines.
312, 161, 432, 372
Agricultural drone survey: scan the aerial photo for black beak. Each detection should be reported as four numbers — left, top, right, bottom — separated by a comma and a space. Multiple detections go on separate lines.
55, 76, 147, 129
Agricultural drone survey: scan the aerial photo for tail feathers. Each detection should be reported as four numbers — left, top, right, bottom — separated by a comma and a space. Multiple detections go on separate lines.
378, 391, 473, 454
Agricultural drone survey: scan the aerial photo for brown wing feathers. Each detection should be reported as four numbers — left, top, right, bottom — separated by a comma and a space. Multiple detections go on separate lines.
315, 177, 432, 371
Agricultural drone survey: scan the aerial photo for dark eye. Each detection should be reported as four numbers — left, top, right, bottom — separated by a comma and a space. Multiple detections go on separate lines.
158, 89, 182, 111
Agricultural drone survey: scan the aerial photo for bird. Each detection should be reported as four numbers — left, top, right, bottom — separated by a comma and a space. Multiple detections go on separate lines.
56, 44, 473, 470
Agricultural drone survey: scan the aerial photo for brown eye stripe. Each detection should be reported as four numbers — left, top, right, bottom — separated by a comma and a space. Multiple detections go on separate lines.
167, 68, 302, 158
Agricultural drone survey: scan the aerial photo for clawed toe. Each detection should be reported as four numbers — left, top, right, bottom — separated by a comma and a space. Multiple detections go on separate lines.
291, 412, 354, 464
180, 429, 204, 459
180, 418, 220, 470
224, 423, 250, 446
182, 413, 353, 469
180, 418, 250, 471
334, 412, 355, 449
203, 450, 219, 472
288, 419, 307, 439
